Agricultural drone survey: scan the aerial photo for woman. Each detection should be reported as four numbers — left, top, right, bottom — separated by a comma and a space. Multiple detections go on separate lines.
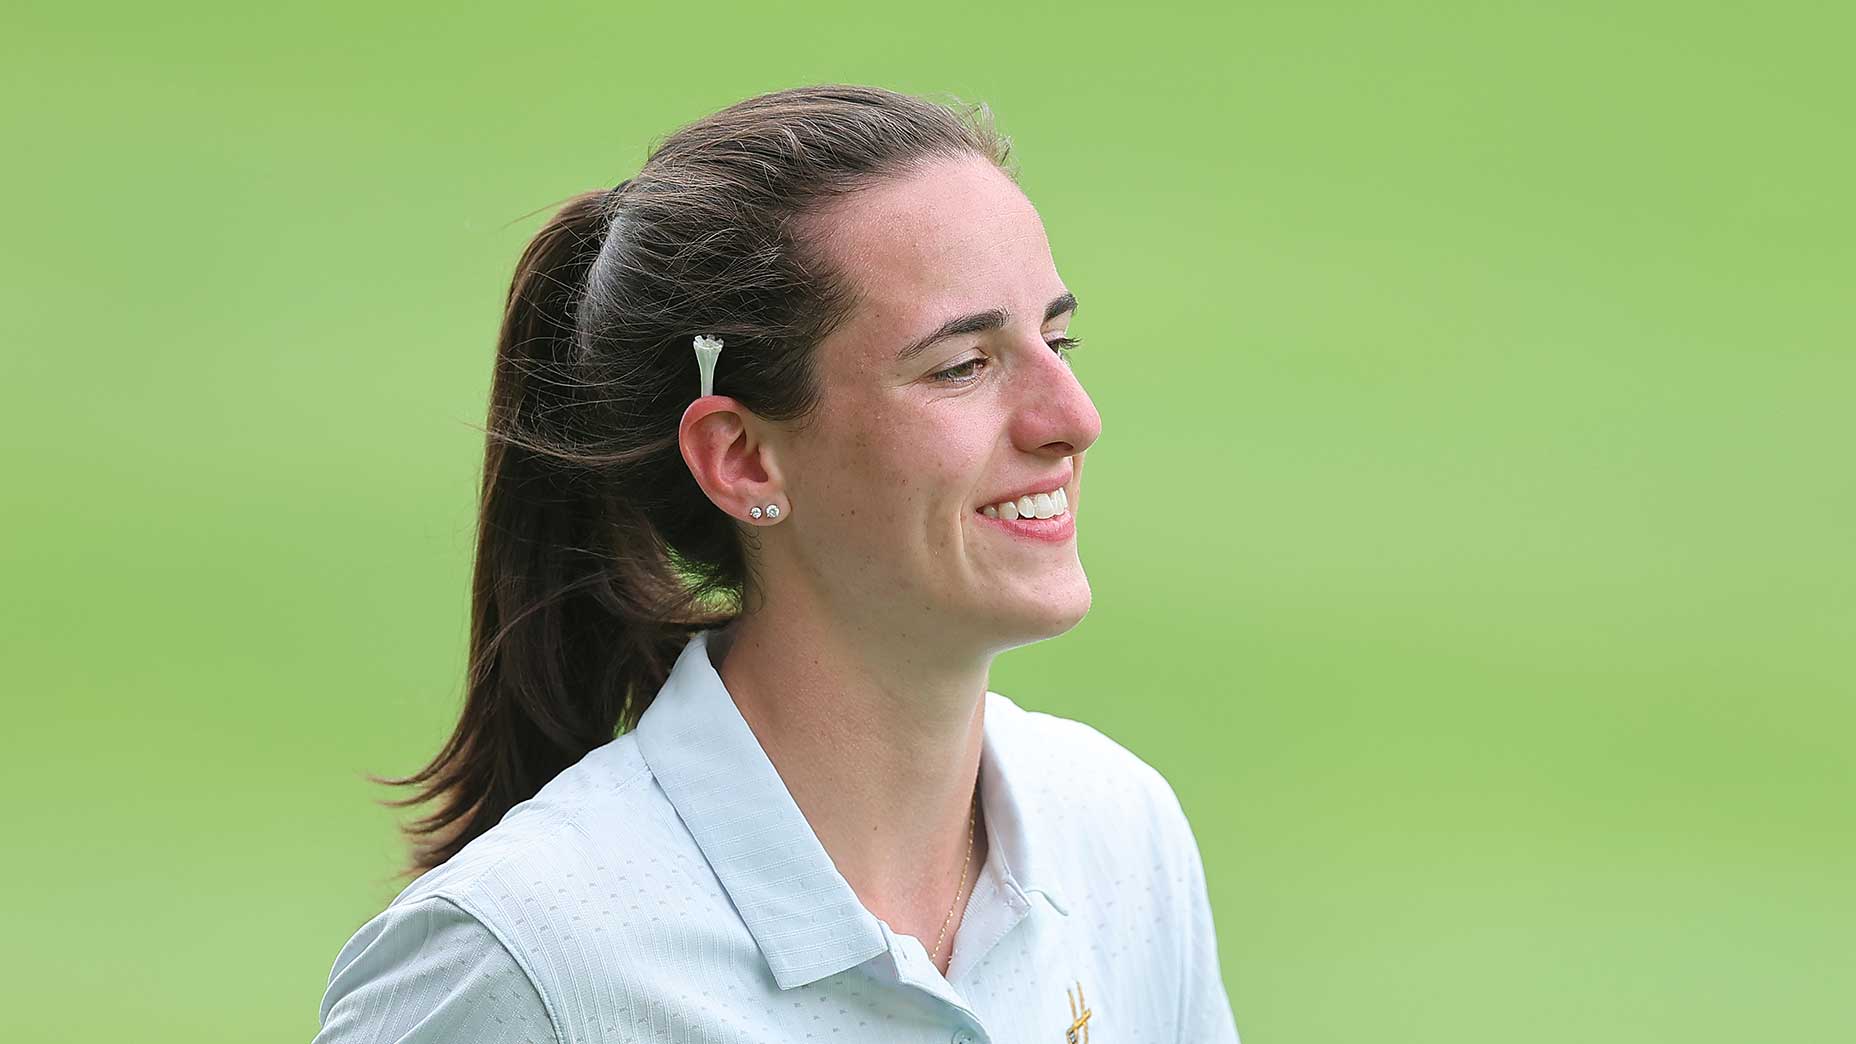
314, 84, 1239, 1043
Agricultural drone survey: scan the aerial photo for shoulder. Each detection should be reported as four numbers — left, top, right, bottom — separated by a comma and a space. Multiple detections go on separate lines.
984, 690, 1203, 872
320, 734, 714, 1038
986, 692, 1237, 1038
316, 893, 559, 1043
986, 690, 1187, 810
396, 732, 672, 916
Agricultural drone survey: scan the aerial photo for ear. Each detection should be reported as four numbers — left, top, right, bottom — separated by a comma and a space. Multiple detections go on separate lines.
678, 396, 786, 522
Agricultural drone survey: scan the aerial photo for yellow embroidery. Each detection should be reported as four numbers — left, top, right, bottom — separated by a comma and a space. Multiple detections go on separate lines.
1065, 981, 1092, 1043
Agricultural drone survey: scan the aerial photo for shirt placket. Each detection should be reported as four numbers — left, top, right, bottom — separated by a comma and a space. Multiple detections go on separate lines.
869, 857, 1036, 1044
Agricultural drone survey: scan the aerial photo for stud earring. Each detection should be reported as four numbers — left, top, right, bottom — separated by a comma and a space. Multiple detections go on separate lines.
765, 504, 780, 519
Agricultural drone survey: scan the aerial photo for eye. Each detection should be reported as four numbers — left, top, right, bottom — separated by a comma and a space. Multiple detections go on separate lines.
930, 337, 1084, 385
931, 356, 987, 383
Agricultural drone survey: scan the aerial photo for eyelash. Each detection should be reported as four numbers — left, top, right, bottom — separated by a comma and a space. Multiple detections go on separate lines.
931, 337, 1083, 384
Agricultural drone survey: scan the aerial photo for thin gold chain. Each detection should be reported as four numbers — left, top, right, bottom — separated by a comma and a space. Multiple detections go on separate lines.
929, 789, 978, 966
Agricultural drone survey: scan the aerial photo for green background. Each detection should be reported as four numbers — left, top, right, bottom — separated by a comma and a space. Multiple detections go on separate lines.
4, 1, 1850, 1040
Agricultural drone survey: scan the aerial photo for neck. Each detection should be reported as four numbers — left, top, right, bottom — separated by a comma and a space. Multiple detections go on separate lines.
712, 607, 991, 964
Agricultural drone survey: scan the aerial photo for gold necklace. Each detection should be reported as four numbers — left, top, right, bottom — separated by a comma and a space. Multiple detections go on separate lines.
929, 790, 978, 967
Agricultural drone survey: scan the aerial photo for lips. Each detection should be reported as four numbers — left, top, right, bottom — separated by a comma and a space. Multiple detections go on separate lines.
977, 472, 1073, 513
973, 503, 1075, 543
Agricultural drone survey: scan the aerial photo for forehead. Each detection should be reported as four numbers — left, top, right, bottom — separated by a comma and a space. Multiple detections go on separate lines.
805, 154, 1058, 358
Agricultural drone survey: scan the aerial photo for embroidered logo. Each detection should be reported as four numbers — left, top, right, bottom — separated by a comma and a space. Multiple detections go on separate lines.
1065, 980, 1092, 1043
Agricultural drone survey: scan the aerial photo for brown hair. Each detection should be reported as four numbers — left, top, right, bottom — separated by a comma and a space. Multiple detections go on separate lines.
380, 85, 1016, 874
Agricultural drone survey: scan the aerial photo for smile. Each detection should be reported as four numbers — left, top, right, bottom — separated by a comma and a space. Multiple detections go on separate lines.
974, 488, 1075, 544
980, 487, 1068, 521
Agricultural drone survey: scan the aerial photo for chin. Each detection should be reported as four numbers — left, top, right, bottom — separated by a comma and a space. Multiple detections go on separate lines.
982, 571, 1093, 647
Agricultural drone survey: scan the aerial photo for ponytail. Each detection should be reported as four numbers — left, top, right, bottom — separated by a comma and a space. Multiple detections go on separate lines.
379, 189, 726, 874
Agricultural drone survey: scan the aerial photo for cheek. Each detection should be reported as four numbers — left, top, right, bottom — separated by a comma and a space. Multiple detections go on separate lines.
791, 423, 902, 530
805, 396, 987, 522
867, 428, 982, 516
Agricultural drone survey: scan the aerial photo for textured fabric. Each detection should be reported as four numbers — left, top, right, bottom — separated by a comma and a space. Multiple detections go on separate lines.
314, 629, 1241, 1043
316, 896, 557, 1044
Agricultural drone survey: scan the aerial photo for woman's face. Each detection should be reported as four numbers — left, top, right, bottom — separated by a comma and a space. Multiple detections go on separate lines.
772, 152, 1102, 655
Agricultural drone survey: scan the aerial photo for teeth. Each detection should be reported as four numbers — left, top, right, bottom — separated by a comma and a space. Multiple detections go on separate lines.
980, 487, 1069, 520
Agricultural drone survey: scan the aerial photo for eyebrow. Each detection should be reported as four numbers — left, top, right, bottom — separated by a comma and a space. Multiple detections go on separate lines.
894, 291, 1080, 363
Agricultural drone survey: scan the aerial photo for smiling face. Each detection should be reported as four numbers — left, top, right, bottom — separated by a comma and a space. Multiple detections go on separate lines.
766, 152, 1103, 655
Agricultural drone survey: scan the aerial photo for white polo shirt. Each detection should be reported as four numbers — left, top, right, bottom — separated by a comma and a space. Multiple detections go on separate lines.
314, 629, 1240, 1043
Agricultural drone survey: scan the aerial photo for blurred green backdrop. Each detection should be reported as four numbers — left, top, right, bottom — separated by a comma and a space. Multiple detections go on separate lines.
3, 1, 1850, 1040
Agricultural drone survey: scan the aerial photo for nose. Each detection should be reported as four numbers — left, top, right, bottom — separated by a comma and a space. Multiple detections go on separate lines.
1009, 335, 1102, 459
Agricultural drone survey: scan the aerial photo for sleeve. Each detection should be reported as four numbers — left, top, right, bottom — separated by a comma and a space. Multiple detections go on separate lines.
313, 894, 561, 1044
1163, 790, 1242, 1044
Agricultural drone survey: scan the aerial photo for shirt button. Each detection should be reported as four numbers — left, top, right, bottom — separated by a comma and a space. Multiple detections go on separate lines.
952, 1031, 978, 1044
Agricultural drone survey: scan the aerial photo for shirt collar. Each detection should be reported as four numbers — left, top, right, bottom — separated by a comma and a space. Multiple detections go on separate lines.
632, 628, 1069, 991
975, 687, 1072, 918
